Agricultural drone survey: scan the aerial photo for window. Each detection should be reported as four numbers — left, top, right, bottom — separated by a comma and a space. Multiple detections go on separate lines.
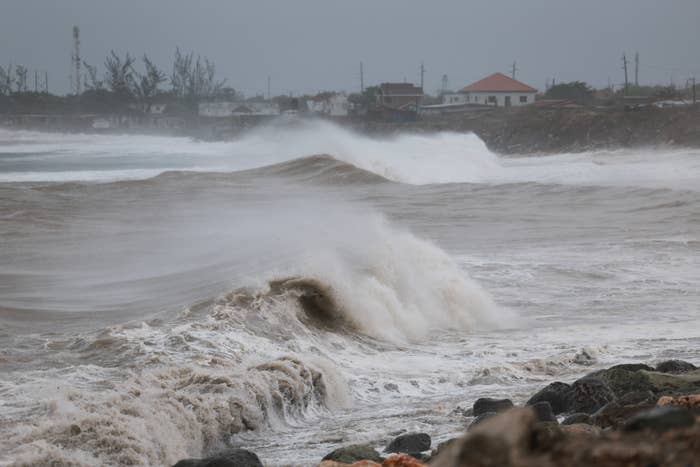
520, 95, 528, 103
385, 97, 392, 103
488, 96, 497, 103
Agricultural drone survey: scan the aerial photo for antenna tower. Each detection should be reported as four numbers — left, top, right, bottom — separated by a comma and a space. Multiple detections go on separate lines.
72, 26, 81, 95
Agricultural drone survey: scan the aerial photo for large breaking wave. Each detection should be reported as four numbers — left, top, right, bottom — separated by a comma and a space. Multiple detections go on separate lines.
2, 121, 700, 189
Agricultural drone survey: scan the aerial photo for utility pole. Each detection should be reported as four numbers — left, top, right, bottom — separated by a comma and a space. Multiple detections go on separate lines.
360, 62, 364, 93
622, 53, 629, 95
511, 61, 518, 79
634, 52, 639, 87
267, 76, 270, 99
441, 74, 448, 96
420, 62, 425, 90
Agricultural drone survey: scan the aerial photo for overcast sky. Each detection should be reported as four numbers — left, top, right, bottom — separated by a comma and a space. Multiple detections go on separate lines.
2, 0, 699, 96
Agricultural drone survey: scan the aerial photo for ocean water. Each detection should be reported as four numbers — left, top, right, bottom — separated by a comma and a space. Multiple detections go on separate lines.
1, 121, 699, 466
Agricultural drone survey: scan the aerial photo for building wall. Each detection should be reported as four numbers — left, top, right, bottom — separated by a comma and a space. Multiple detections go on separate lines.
379, 94, 422, 110
442, 92, 535, 107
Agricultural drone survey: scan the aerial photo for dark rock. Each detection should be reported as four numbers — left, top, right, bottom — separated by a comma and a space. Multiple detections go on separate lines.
656, 360, 698, 374
645, 370, 700, 395
530, 421, 564, 451
384, 382, 399, 392
468, 411, 497, 430
526, 381, 573, 415
69, 424, 81, 436
385, 432, 431, 454
618, 390, 656, 405
322, 443, 383, 464
531, 401, 557, 422
608, 363, 654, 372
172, 449, 263, 467
571, 377, 616, 414
590, 401, 656, 429
623, 406, 695, 433
473, 397, 514, 416
561, 413, 591, 425
588, 368, 654, 397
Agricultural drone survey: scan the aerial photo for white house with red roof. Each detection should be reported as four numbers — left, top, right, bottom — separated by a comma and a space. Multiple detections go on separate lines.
443, 72, 538, 107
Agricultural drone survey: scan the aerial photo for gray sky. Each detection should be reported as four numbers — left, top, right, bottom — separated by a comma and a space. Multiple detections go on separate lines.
2, 0, 699, 96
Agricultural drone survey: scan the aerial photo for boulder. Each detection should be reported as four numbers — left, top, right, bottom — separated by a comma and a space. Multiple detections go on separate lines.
623, 406, 695, 433
644, 370, 700, 395
589, 401, 656, 429
384, 433, 431, 455
322, 444, 384, 464
617, 390, 656, 405
657, 393, 700, 410
559, 423, 601, 437
530, 422, 564, 451
432, 408, 536, 467
172, 449, 263, 467
570, 377, 616, 413
526, 382, 573, 414
588, 368, 654, 397
530, 401, 557, 422
607, 363, 654, 372
655, 360, 698, 374
473, 398, 514, 416
561, 413, 591, 425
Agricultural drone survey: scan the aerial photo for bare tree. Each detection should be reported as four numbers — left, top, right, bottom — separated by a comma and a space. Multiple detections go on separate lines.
14, 65, 28, 93
0, 65, 12, 95
82, 60, 104, 91
132, 55, 166, 112
171, 47, 193, 99
170, 48, 226, 107
104, 50, 136, 100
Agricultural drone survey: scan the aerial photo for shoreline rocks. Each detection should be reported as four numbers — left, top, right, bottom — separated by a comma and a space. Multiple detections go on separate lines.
171, 359, 699, 466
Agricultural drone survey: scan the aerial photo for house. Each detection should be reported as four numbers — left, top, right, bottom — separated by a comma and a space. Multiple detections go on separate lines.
376, 83, 423, 111
443, 73, 537, 107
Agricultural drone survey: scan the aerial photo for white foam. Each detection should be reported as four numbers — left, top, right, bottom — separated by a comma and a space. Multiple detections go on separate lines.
3, 122, 700, 189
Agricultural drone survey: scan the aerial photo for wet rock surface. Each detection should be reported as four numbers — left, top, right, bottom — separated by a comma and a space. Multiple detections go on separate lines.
570, 376, 616, 413
623, 406, 695, 433
472, 397, 514, 416
655, 359, 698, 374
384, 432, 431, 455
322, 444, 384, 464
526, 381, 573, 414
530, 401, 557, 422
172, 449, 263, 467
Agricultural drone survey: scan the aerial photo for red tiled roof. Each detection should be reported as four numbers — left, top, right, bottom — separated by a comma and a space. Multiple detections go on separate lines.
460, 73, 537, 93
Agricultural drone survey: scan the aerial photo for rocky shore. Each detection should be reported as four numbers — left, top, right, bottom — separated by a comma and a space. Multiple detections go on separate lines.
170, 359, 700, 467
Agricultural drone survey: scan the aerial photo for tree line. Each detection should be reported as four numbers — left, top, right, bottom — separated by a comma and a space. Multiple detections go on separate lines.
0, 48, 236, 114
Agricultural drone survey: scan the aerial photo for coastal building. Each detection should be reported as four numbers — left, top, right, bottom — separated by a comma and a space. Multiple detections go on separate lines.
376, 83, 423, 111
443, 73, 537, 107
